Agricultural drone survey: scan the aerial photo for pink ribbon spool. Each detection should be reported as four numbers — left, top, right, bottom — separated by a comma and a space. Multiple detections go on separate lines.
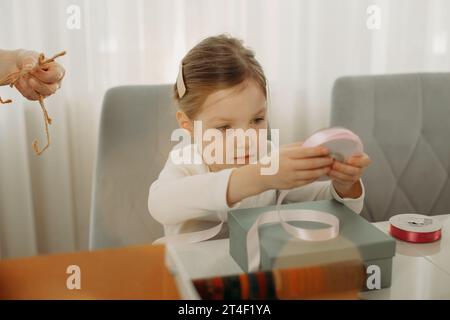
302, 127, 364, 181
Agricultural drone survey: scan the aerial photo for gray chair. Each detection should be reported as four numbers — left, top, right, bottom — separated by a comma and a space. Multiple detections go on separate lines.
89, 85, 178, 249
331, 73, 450, 222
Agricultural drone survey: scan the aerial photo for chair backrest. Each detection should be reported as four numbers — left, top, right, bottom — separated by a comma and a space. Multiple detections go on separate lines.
89, 85, 179, 249
331, 73, 450, 222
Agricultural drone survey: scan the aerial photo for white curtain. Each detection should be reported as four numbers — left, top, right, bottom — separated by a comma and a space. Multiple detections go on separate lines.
0, 0, 449, 259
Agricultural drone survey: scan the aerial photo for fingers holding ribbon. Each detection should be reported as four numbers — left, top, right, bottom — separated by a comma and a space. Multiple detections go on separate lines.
14, 74, 41, 100
329, 152, 371, 197
30, 61, 65, 85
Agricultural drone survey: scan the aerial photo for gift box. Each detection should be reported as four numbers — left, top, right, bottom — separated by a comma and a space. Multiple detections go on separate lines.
228, 200, 396, 289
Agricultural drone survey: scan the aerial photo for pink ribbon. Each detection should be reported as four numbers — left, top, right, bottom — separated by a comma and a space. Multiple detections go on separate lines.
302, 127, 363, 180
245, 190, 339, 272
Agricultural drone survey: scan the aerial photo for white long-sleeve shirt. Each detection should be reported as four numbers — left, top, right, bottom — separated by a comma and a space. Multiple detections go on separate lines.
148, 143, 365, 238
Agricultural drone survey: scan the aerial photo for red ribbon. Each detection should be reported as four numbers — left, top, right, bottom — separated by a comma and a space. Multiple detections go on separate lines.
389, 224, 441, 243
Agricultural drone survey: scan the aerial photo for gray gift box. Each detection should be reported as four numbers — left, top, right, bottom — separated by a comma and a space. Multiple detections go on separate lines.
228, 200, 396, 289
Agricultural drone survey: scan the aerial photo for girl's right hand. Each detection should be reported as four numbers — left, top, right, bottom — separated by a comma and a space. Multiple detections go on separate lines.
226, 142, 333, 207
258, 142, 333, 190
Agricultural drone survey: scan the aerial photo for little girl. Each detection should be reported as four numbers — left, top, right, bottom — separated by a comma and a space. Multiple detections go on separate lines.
148, 35, 371, 240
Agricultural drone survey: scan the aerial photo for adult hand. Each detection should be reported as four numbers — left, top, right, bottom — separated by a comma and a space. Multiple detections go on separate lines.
8, 49, 65, 100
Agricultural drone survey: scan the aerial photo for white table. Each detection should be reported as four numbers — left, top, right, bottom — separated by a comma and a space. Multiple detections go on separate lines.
167, 214, 450, 299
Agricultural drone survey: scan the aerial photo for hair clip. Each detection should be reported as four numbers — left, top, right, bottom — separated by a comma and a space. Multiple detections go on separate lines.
176, 62, 186, 98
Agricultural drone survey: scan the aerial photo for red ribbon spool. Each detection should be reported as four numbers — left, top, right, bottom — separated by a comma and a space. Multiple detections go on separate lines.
389, 214, 442, 243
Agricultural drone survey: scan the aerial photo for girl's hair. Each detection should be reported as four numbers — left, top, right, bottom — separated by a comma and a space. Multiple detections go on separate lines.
174, 34, 267, 119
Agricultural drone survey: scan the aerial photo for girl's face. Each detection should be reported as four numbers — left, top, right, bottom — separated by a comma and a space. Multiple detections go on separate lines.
191, 79, 268, 172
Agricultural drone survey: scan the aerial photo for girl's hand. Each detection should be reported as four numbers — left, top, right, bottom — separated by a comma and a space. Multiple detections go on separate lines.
227, 142, 333, 206
329, 153, 371, 198
259, 142, 333, 190
14, 50, 65, 100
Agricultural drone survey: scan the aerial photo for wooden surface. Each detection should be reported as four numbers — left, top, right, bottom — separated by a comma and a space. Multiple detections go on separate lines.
0, 244, 179, 300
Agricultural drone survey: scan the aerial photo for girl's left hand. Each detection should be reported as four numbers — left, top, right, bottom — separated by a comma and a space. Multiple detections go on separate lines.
328, 153, 371, 198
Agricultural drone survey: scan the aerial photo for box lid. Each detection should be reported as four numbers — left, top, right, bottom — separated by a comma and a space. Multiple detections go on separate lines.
228, 200, 396, 269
